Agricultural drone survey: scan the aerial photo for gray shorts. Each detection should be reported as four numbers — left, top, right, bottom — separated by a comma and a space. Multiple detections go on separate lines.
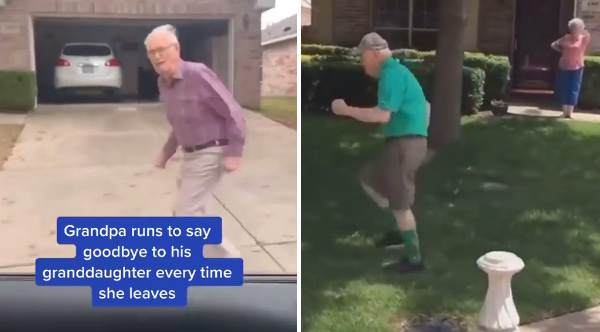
359, 136, 427, 210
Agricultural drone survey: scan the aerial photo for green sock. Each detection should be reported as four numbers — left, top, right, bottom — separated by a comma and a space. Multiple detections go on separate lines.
401, 230, 422, 263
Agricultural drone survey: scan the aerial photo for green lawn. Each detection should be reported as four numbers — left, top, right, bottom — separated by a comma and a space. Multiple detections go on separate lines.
260, 96, 297, 130
301, 114, 600, 332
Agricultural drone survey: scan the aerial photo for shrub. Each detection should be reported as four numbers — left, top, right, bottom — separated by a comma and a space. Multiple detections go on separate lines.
391, 49, 433, 60
301, 44, 354, 56
311, 54, 361, 64
301, 61, 484, 116
463, 53, 510, 103
461, 67, 486, 114
580, 56, 600, 109
301, 62, 378, 112
422, 52, 510, 103
301, 44, 509, 104
0, 70, 36, 113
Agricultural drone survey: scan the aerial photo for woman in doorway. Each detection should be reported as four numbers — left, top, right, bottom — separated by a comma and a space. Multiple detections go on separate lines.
551, 18, 591, 118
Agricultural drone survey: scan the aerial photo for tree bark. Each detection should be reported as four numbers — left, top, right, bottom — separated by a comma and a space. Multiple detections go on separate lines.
428, 0, 468, 150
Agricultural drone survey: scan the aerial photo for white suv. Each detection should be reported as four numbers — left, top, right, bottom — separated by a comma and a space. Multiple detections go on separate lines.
54, 43, 123, 101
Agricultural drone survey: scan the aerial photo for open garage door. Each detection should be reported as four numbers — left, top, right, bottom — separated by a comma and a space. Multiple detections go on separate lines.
33, 17, 231, 104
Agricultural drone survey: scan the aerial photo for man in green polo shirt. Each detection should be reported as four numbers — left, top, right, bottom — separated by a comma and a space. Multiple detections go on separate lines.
331, 32, 429, 274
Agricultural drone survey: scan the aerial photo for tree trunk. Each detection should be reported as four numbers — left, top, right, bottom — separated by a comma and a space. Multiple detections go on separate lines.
428, 0, 468, 150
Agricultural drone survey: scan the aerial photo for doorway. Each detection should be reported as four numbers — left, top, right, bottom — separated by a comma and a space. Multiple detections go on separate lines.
512, 0, 562, 91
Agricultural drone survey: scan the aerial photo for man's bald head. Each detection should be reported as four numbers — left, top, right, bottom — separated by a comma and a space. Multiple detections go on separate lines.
145, 24, 181, 79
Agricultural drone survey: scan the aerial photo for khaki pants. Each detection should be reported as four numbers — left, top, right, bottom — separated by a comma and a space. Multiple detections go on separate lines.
174, 146, 240, 258
359, 136, 427, 211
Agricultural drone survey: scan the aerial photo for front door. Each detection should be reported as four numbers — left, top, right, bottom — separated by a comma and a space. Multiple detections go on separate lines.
512, 0, 562, 90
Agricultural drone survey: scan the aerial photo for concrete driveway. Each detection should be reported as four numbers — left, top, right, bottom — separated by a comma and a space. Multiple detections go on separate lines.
0, 103, 297, 274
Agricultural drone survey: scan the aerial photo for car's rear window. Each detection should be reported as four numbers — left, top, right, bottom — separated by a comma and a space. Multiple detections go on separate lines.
62, 45, 112, 56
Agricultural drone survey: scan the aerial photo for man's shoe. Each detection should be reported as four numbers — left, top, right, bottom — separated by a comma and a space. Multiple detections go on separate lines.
375, 230, 404, 248
395, 257, 425, 274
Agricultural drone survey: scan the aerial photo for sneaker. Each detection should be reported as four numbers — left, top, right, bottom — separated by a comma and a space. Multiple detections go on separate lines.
395, 257, 425, 274
374, 230, 404, 248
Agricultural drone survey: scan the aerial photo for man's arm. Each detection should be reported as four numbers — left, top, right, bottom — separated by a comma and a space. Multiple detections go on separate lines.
199, 66, 246, 157
162, 130, 178, 159
345, 106, 391, 123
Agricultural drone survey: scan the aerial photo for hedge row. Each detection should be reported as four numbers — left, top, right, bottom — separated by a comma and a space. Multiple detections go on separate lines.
580, 56, 600, 109
301, 58, 484, 116
302, 45, 510, 104
0, 71, 36, 113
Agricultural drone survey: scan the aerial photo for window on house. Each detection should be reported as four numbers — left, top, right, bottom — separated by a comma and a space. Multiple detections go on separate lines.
372, 0, 439, 50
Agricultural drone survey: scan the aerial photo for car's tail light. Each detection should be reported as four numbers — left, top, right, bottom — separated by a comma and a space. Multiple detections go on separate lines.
56, 58, 70, 66
105, 58, 120, 67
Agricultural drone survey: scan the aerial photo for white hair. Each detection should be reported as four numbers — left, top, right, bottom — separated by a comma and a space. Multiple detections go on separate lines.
144, 24, 179, 47
568, 18, 585, 30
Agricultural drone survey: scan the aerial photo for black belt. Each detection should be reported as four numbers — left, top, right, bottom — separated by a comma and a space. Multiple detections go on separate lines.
182, 139, 229, 153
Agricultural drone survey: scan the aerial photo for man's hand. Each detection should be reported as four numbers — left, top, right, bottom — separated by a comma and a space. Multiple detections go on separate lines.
331, 99, 349, 116
223, 156, 242, 172
155, 151, 169, 169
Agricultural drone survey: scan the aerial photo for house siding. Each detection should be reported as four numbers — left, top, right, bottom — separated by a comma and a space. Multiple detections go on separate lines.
261, 38, 297, 97
576, 0, 600, 53
0, 0, 263, 109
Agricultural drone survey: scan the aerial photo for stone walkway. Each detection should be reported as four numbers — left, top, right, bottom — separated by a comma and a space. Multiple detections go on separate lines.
520, 306, 600, 331
508, 105, 600, 122
0, 103, 297, 274
0, 112, 27, 125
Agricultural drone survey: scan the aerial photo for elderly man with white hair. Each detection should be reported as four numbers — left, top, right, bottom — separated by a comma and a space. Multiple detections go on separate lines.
330, 32, 429, 274
145, 24, 246, 258
551, 17, 591, 118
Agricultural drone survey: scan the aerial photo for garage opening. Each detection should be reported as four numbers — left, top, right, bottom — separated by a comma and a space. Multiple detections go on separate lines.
33, 18, 231, 104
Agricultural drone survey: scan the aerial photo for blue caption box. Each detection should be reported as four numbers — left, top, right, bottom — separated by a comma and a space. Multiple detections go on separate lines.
36, 217, 244, 307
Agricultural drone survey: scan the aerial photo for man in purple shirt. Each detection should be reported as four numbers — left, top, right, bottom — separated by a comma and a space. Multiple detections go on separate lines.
145, 24, 246, 258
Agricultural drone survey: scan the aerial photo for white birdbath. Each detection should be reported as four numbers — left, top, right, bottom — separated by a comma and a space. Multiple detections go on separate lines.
477, 251, 525, 332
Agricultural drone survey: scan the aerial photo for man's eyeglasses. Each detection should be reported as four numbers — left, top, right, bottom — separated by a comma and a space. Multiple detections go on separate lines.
147, 44, 175, 57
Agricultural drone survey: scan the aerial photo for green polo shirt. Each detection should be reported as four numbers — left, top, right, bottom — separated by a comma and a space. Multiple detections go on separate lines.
377, 57, 428, 137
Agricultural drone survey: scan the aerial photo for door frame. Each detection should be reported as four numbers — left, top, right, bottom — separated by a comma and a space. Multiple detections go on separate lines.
510, 0, 563, 90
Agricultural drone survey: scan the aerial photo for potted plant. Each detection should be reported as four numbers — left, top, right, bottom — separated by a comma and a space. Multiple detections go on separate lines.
490, 99, 509, 116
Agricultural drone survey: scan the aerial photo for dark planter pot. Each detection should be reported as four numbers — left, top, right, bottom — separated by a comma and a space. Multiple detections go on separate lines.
490, 100, 509, 116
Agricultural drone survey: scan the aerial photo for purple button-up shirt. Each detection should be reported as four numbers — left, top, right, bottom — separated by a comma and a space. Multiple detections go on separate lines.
158, 60, 246, 158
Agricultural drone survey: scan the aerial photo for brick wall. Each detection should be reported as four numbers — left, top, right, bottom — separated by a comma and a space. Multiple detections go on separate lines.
477, 0, 515, 55
303, 0, 333, 44
0, 0, 262, 109
261, 38, 297, 97
332, 0, 371, 47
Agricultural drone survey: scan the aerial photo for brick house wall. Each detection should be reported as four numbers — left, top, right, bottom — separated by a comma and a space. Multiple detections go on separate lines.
302, 0, 333, 44
261, 38, 297, 96
332, 0, 371, 47
306, 0, 479, 51
477, 0, 575, 56
307, 0, 576, 56
0, 0, 264, 109
477, 0, 515, 55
